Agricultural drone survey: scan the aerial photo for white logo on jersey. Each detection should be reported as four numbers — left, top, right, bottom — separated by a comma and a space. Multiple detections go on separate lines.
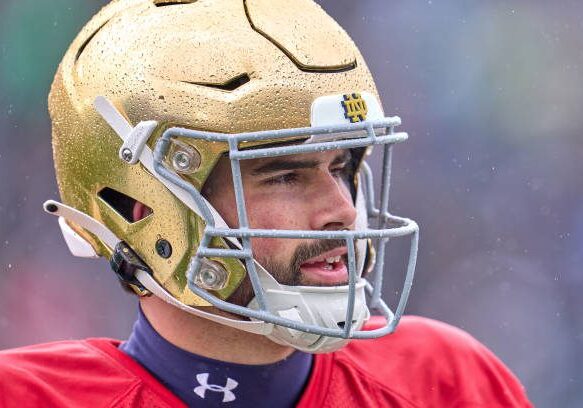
193, 373, 238, 403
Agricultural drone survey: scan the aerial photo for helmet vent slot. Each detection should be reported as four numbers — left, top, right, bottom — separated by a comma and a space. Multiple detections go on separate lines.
153, 0, 197, 6
182, 73, 251, 91
75, 20, 111, 64
98, 187, 152, 223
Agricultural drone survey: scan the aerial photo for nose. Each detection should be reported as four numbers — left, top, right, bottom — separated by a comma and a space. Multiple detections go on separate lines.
308, 173, 357, 231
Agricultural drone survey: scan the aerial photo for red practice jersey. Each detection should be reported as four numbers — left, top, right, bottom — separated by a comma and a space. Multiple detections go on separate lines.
0, 316, 531, 407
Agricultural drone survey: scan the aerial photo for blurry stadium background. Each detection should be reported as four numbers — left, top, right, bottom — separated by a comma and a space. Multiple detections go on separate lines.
0, 1, 581, 406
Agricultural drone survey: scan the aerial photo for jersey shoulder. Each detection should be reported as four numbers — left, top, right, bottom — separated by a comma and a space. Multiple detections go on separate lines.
347, 316, 532, 407
0, 338, 184, 408
308, 316, 532, 408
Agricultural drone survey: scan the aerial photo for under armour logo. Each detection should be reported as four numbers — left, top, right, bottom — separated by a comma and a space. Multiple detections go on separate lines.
193, 373, 238, 403
341, 93, 368, 123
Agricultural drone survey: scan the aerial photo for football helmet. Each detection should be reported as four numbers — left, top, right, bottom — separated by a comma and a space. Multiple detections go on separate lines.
46, 0, 418, 353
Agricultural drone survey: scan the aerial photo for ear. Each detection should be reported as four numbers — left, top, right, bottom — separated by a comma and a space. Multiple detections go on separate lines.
132, 201, 153, 222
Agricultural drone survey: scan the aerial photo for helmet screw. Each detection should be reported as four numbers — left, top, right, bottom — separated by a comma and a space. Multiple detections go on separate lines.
155, 239, 172, 258
169, 143, 200, 174
194, 259, 228, 290
172, 150, 192, 171
121, 148, 133, 162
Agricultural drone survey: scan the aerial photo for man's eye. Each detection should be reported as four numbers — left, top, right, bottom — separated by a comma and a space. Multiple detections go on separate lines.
263, 173, 299, 185
332, 165, 351, 180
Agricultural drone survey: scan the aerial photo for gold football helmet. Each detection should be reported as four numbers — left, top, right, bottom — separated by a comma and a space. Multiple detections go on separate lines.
47, 0, 418, 353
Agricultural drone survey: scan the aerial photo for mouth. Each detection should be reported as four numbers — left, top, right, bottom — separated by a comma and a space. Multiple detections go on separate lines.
299, 247, 349, 285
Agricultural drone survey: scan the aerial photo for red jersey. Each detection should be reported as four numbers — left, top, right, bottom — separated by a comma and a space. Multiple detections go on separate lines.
0, 316, 531, 407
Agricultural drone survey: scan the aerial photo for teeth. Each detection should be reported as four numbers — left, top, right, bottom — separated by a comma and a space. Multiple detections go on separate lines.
325, 256, 341, 264
322, 264, 333, 270
301, 255, 342, 267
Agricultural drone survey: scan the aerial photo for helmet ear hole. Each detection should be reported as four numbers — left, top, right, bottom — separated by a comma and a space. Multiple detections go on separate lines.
97, 187, 153, 223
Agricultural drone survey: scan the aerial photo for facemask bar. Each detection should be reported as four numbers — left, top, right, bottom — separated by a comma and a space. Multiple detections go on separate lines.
152, 118, 419, 339
363, 141, 396, 309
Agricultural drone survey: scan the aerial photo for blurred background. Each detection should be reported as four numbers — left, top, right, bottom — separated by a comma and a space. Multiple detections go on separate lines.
0, 0, 581, 406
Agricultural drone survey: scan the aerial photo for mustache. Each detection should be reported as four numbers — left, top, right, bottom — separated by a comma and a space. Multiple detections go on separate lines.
291, 239, 347, 271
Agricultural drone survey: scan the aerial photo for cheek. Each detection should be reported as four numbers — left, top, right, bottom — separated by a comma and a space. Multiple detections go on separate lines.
244, 193, 304, 230
207, 185, 239, 228
249, 237, 286, 262
245, 196, 303, 261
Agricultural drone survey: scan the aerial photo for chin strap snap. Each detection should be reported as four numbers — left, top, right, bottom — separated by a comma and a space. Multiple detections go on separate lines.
110, 241, 151, 291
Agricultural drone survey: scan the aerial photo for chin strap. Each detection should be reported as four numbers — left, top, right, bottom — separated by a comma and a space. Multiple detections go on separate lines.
249, 268, 371, 353
135, 270, 273, 335
43, 200, 273, 335
45, 198, 369, 352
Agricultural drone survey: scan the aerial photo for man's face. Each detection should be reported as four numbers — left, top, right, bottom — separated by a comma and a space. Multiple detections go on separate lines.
203, 149, 358, 306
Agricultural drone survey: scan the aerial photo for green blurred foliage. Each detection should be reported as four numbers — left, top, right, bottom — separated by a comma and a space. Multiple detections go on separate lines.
0, 0, 101, 120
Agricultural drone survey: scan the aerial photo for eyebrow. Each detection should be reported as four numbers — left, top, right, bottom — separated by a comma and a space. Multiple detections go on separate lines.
251, 151, 351, 176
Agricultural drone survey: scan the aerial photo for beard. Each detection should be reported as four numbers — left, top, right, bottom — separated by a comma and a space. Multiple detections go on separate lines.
227, 239, 350, 307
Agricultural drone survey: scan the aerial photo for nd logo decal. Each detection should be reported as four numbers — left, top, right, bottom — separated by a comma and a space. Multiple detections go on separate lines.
341, 93, 368, 123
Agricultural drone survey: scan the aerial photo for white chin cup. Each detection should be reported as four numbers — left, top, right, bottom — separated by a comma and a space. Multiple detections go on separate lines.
248, 264, 370, 354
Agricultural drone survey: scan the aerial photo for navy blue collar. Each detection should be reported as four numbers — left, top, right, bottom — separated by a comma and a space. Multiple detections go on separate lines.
120, 307, 313, 407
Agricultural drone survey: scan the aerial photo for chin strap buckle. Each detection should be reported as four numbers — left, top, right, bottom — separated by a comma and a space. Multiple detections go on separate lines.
110, 241, 152, 291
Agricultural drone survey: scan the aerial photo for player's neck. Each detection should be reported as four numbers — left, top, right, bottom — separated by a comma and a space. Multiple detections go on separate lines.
139, 296, 295, 365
